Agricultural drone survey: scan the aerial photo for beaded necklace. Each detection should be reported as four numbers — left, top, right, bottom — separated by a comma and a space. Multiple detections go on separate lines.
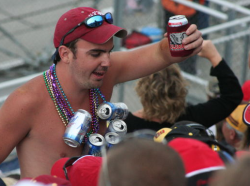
43, 64, 106, 141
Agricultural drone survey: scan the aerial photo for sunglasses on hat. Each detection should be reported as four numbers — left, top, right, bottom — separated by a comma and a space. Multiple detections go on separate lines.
52, 12, 113, 62
63, 156, 80, 180
59, 12, 113, 47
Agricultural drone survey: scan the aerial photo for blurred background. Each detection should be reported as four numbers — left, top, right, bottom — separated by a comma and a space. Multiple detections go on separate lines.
0, 0, 250, 177
0, 0, 250, 110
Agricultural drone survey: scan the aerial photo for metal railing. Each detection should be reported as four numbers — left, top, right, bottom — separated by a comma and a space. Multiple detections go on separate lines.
0, 0, 250, 106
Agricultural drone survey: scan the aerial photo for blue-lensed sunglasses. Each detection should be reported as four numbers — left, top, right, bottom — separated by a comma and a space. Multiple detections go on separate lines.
52, 12, 113, 62
60, 12, 113, 46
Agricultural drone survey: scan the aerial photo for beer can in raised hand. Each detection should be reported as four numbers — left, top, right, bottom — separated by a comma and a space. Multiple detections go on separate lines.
167, 15, 194, 57
63, 109, 92, 148
97, 102, 128, 120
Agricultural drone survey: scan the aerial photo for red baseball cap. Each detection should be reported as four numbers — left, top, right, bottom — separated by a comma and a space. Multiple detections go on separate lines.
51, 155, 102, 186
243, 103, 250, 126
169, 138, 225, 186
51, 157, 70, 179
242, 80, 250, 101
68, 155, 102, 186
53, 7, 127, 48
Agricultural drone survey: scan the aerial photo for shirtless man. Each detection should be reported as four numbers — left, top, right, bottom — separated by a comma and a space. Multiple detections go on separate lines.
0, 7, 202, 178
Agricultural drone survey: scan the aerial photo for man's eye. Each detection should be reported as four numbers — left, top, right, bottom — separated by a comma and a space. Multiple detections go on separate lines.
91, 53, 101, 57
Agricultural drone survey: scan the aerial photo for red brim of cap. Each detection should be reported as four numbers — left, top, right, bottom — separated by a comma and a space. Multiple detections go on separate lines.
243, 103, 250, 126
80, 24, 127, 44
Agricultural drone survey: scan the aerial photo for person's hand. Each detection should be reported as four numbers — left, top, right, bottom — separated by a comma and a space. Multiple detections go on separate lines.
182, 24, 203, 53
198, 40, 222, 67
163, 24, 203, 57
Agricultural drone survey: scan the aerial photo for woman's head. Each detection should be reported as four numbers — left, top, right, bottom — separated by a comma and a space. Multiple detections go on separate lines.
135, 64, 188, 124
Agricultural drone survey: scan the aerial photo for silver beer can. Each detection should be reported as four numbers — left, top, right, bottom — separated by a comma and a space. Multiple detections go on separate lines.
105, 132, 120, 149
97, 102, 129, 120
88, 133, 105, 157
63, 109, 92, 148
107, 119, 127, 137
168, 15, 188, 27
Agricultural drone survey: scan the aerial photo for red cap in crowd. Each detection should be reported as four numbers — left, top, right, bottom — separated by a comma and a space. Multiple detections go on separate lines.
242, 80, 250, 102
51, 157, 70, 179
169, 138, 225, 186
51, 155, 102, 186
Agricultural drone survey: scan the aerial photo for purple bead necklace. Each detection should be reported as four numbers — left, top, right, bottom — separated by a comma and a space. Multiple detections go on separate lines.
44, 64, 106, 141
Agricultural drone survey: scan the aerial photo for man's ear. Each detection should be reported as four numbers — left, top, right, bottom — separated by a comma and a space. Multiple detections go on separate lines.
58, 45, 71, 64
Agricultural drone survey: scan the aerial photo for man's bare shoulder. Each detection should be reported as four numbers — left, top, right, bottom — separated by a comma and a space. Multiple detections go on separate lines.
1, 75, 48, 115
0, 74, 49, 163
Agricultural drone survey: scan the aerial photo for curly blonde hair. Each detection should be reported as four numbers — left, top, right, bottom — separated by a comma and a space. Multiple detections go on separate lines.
135, 64, 188, 124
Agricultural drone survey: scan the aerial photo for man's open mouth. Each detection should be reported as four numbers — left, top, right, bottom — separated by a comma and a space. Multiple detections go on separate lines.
93, 71, 105, 77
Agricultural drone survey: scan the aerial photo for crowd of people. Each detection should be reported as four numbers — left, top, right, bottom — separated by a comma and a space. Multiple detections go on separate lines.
0, 3, 250, 186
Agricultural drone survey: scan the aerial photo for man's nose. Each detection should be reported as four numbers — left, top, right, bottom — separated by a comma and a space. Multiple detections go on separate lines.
101, 54, 111, 66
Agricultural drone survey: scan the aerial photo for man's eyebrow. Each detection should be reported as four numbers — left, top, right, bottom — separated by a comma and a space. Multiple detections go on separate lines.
88, 46, 114, 53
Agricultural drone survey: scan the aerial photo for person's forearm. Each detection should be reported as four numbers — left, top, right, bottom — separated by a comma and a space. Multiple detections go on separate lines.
209, 51, 222, 68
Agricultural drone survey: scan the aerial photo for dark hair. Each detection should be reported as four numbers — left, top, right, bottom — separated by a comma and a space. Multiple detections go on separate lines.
53, 39, 79, 64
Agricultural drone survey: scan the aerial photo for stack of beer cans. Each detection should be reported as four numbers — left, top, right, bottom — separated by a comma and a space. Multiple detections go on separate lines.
87, 102, 129, 156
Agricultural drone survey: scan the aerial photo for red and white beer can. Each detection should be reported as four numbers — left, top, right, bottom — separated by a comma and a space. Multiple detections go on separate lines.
167, 15, 194, 57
